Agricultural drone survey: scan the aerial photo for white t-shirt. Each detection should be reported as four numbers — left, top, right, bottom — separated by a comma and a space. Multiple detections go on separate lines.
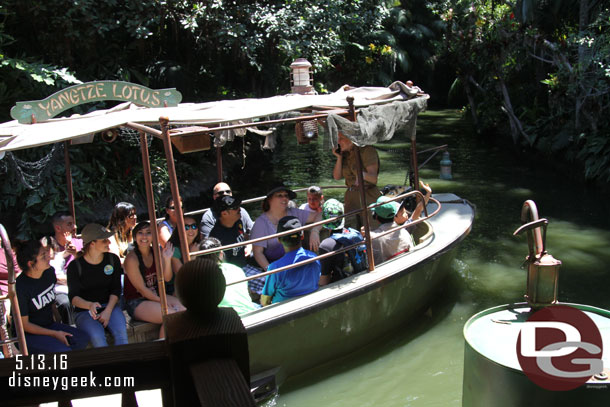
370, 222, 414, 265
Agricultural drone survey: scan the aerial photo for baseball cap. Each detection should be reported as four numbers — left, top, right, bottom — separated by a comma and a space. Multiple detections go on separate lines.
81, 223, 114, 245
307, 185, 322, 195
322, 199, 345, 230
277, 216, 303, 239
213, 195, 241, 214
370, 196, 400, 219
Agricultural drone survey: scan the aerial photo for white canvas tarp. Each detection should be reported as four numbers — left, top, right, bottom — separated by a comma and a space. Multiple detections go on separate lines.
0, 82, 427, 153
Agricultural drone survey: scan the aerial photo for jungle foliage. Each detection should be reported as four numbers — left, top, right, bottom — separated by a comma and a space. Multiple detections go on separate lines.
430, 0, 610, 181
0, 0, 609, 238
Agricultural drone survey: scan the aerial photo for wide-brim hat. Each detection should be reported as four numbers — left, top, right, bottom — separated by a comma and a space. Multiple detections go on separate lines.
266, 185, 297, 200
81, 223, 114, 245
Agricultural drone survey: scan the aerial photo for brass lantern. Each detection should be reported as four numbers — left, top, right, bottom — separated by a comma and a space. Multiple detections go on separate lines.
290, 58, 314, 95
513, 201, 562, 310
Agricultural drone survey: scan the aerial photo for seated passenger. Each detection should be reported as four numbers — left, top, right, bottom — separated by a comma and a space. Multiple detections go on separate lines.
248, 185, 321, 302
260, 216, 321, 306
394, 181, 432, 227
209, 195, 251, 268
200, 182, 254, 238
197, 237, 260, 316
168, 215, 202, 294
67, 224, 128, 348
15, 238, 89, 354
158, 195, 182, 248
48, 211, 83, 324
369, 196, 414, 265
124, 221, 184, 339
299, 185, 324, 213
107, 202, 137, 262
318, 199, 368, 286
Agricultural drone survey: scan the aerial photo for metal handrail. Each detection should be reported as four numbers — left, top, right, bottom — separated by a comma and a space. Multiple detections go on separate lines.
191, 186, 423, 257
189, 188, 438, 286
181, 185, 348, 218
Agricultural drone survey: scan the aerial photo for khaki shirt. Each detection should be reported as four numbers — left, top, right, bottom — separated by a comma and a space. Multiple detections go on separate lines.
342, 145, 379, 188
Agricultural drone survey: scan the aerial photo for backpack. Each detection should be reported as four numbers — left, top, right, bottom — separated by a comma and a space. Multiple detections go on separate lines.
330, 227, 369, 277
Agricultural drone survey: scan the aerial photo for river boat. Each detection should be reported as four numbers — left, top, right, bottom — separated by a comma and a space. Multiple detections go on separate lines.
245, 191, 474, 389
0, 80, 474, 405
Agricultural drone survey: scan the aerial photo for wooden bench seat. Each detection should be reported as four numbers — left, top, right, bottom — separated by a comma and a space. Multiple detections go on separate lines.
123, 311, 160, 343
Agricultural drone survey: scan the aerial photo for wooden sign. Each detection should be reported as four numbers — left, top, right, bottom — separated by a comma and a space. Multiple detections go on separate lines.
10, 81, 183, 124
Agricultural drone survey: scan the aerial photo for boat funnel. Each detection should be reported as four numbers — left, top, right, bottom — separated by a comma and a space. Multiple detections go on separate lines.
513, 200, 561, 309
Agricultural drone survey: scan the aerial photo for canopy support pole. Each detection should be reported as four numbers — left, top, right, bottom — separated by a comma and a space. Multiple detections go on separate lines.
160, 117, 190, 263
410, 132, 419, 189
63, 141, 76, 223
347, 96, 375, 271
216, 145, 223, 182
139, 131, 169, 318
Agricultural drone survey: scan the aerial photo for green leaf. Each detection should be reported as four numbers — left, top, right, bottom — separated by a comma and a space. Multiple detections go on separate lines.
26, 193, 42, 207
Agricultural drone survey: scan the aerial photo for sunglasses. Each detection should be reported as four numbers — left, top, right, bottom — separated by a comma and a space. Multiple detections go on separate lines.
184, 224, 198, 231
214, 189, 232, 196
168, 206, 183, 210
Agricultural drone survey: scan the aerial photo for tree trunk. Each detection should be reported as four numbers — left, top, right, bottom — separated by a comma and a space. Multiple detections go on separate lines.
463, 75, 480, 132
497, 77, 532, 145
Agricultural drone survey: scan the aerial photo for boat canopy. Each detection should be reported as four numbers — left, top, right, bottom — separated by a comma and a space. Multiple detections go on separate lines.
0, 81, 427, 153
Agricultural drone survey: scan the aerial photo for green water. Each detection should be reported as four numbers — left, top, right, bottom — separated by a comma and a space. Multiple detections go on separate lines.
261, 110, 610, 406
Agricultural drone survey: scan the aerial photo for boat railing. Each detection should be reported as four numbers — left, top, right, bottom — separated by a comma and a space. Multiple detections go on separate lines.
174, 185, 349, 219
189, 188, 438, 287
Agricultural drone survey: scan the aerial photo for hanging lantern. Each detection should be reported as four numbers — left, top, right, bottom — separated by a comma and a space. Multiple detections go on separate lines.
295, 120, 318, 144
101, 128, 119, 143
439, 151, 453, 180
290, 58, 314, 95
